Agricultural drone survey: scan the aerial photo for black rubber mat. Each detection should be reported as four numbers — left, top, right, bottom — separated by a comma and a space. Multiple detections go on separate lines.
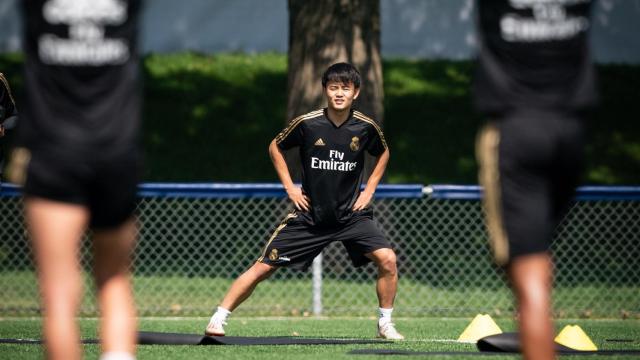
349, 333, 640, 357
477, 332, 574, 353
138, 331, 389, 345
0, 331, 389, 346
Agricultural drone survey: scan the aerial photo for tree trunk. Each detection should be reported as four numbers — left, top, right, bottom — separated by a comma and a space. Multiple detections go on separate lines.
287, 0, 383, 123
286, 0, 384, 181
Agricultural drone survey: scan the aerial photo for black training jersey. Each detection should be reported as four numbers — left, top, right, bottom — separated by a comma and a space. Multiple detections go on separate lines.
20, 0, 142, 156
276, 109, 387, 227
474, 0, 597, 114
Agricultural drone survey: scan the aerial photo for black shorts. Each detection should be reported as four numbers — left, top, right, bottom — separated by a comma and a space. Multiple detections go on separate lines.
257, 210, 392, 271
476, 109, 584, 266
16, 147, 141, 229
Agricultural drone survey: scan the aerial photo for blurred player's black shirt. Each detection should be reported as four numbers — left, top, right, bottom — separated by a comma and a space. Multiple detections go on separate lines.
474, 0, 597, 114
20, 0, 141, 156
276, 109, 387, 227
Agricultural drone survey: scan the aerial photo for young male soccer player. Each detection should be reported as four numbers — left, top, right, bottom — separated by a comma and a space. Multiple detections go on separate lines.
7, 1, 142, 359
474, 1, 596, 359
205, 62, 403, 340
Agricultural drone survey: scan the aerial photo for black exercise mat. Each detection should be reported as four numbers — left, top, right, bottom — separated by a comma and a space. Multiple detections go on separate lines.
1, 331, 388, 346
477, 332, 574, 353
477, 333, 640, 355
138, 331, 389, 345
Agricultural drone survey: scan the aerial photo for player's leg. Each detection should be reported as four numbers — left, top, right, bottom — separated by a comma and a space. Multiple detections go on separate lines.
92, 218, 137, 357
207, 213, 326, 335
513, 115, 582, 360
25, 198, 90, 360
477, 114, 558, 360
206, 222, 285, 337
366, 248, 398, 309
206, 261, 277, 336
220, 261, 278, 311
88, 152, 140, 360
510, 253, 554, 360
340, 215, 403, 339
365, 248, 403, 340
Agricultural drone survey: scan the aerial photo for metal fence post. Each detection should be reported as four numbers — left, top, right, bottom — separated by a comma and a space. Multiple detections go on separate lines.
312, 253, 322, 316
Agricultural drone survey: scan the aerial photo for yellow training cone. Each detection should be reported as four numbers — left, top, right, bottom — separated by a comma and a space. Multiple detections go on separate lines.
555, 325, 598, 351
457, 314, 503, 343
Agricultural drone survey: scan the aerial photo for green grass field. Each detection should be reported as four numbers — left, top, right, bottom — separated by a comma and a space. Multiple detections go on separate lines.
2, 271, 638, 318
0, 317, 639, 359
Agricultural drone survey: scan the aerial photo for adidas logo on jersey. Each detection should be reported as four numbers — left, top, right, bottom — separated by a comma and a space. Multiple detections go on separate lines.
314, 138, 326, 146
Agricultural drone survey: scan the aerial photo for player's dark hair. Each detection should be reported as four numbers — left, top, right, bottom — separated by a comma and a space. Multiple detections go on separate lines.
322, 63, 361, 89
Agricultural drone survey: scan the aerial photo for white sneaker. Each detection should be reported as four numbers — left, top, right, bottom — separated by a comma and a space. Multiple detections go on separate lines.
205, 319, 226, 336
377, 322, 404, 340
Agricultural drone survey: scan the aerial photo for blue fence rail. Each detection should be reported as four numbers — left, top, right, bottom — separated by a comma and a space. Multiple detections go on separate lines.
427, 184, 640, 201
2, 182, 640, 200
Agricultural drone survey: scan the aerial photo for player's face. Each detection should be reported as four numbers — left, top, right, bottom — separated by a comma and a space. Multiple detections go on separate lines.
324, 81, 360, 111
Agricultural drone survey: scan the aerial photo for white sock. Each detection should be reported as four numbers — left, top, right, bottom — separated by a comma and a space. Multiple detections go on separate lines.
378, 307, 393, 325
99, 352, 135, 360
211, 306, 231, 323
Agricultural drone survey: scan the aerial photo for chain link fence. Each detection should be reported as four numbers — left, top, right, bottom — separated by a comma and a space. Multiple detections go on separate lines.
1, 184, 638, 318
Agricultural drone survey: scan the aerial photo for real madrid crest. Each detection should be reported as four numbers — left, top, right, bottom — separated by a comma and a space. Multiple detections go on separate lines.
350, 136, 360, 151
269, 248, 279, 261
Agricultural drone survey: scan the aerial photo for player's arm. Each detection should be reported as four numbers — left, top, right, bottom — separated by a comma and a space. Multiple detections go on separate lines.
0, 72, 18, 133
353, 148, 390, 211
1, 114, 18, 137
268, 139, 310, 211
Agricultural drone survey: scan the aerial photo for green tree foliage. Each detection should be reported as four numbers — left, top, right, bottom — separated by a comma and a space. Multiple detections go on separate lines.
1, 53, 638, 185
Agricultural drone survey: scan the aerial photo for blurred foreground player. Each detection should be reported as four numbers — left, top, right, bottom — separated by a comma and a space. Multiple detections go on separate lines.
474, 1, 597, 359
206, 63, 403, 340
7, 1, 143, 359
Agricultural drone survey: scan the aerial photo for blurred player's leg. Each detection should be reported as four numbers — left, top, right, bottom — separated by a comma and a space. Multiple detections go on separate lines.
93, 218, 138, 356
510, 253, 554, 360
25, 198, 89, 360
477, 113, 572, 360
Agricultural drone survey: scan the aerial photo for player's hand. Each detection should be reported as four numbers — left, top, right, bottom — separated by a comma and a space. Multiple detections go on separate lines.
352, 191, 373, 211
287, 186, 310, 211
0, 125, 4, 137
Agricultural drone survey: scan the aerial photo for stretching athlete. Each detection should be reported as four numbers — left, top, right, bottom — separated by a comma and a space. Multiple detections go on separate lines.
205, 62, 404, 340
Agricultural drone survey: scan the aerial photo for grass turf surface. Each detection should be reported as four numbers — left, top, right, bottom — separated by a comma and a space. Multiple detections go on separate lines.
1, 318, 639, 359
2, 271, 638, 318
